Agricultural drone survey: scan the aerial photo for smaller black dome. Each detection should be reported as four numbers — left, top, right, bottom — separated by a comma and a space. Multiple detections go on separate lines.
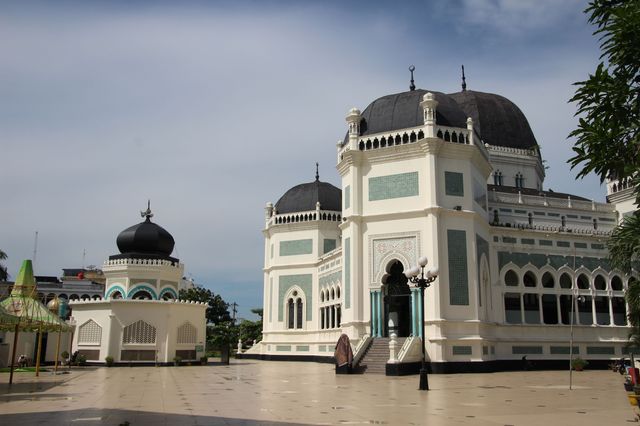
113, 217, 176, 261
275, 179, 341, 214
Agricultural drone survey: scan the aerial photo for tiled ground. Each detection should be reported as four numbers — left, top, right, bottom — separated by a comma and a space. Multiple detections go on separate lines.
0, 360, 636, 425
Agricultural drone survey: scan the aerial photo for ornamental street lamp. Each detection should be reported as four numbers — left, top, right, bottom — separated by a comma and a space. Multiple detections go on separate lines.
405, 256, 438, 391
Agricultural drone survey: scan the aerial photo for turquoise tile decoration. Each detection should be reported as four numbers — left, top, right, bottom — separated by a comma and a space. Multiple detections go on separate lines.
586, 346, 615, 355
323, 239, 337, 254
448, 230, 469, 305
280, 239, 313, 256
344, 185, 351, 209
476, 235, 489, 306
445, 171, 464, 196
497, 251, 610, 272
369, 172, 419, 201
550, 346, 579, 355
319, 271, 341, 287
345, 238, 351, 309
278, 274, 313, 321
512, 346, 543, 355
452, 346, 472, 355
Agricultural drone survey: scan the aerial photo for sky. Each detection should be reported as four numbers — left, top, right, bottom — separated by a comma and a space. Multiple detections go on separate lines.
1, 0, 604, 320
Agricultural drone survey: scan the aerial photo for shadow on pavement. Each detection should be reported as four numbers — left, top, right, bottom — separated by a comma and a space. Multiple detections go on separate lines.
0, 408, 308, 425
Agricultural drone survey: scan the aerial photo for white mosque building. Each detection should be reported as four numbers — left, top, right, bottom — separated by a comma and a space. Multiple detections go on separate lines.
249, 73, 637, 373
70, 206, 207, 364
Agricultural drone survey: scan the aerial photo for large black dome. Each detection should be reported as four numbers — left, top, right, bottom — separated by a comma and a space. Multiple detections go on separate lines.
275, 179, 341, 214
343, 88, 538, 150
359, 89, 467, 137
448, 90, 537, 149
112, 216, 176, 261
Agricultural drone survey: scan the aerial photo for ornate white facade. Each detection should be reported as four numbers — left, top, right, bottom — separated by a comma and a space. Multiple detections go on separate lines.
253, 84, 637, 372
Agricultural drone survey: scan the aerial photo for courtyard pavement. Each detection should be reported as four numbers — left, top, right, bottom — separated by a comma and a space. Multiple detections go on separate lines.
0, 360, 637, 425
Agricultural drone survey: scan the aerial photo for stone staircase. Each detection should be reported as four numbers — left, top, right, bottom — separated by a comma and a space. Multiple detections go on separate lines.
357, 337, 406, 374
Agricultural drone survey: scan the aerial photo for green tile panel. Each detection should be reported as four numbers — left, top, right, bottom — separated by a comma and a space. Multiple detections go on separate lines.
369, 172, 419, 201
498, 251, 610, 272
276, 345, 291, 352
344, 185, 351, 209
591, 244, 605, 250
444, 171, 464, 196
557, 241, 570, 248
512, 346, 543, 355
539, 240, 553, 246
452, 345, 472, 355
319, 270, 341, 287
574, 242, 588, 249
345, 238, 351, 309
586, 346, 615, 355
448, 230, 469, 306
323, 239, 337, 254
503, 237, 517, 243
521, 239, 535, 245
280, 239, 313, 256
550, 346, 580, 355
296, 345, 310, 352
278, 274, 313, 321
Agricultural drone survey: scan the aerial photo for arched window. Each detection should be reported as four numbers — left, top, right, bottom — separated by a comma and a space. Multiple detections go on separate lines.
78, 319, 102, 345
612, 276, 623, 291
287, 298, 295, 329
177, 322, 197, 344
577, 274, 590, 289
296, 298, 303, 329
594, 275, 606, 290
504, 270, 518, 286
541, 272, 555, 288
132, 290, 153, 300
559, 273, 572, 289
523, 271, 536, 287
111, 291, 123, 300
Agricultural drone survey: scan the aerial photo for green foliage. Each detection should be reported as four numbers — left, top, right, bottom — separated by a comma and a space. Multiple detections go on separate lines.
179, 287, 231, 325
173, 355, 182, 366
237, 308, 263, 346
569, 0, 640, 189
569, 1, 640, 334
105, 356, 114, 367
571, 357, 589, 370
75, 354, 87, 366
0, 249, 8, 281
61, 351, 69, 360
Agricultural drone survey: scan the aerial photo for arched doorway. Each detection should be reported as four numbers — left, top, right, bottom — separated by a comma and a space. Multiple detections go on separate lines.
382, 260, 411, 337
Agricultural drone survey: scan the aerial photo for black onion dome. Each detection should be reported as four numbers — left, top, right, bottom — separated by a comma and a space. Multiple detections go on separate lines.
448, 90, 538, 149
275, 179, 341, 214
112, 217, 176, 261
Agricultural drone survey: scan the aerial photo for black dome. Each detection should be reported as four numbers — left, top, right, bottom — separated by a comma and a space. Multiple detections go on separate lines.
448, 90, 538, 149
361, 89, 467, 136
113, 217, 176, 260
275, 179, 341, 214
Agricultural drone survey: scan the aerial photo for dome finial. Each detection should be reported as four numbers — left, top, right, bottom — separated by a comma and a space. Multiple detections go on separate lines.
409, 65, 416, 91
141, 199, 153, 221
461, 65, 467, 91
315, 162, 319, 181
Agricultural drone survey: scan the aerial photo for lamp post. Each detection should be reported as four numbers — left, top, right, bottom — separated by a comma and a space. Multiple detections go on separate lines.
569, 292, 585, 390
405, 256, 438, 391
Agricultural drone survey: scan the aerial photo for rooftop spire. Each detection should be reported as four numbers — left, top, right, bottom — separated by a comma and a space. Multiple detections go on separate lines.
140, 199, 154, 221
409, 65, 416, 91
315, 162, 319, 181
461, 65, 467, 91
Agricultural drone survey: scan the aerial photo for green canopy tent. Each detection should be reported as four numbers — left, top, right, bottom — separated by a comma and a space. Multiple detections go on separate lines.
0, 260, 71, 384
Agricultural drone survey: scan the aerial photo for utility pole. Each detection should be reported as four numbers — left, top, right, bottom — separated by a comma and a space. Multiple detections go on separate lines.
231, 302, 238, 324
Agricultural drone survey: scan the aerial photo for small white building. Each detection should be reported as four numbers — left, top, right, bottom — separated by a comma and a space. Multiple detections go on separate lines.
70, 206, 207, 364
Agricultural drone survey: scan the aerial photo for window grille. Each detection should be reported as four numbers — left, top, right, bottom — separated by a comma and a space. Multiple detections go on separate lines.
78, 319, 102, 345
123, 320, 156, 344
177, 322, 197, 344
